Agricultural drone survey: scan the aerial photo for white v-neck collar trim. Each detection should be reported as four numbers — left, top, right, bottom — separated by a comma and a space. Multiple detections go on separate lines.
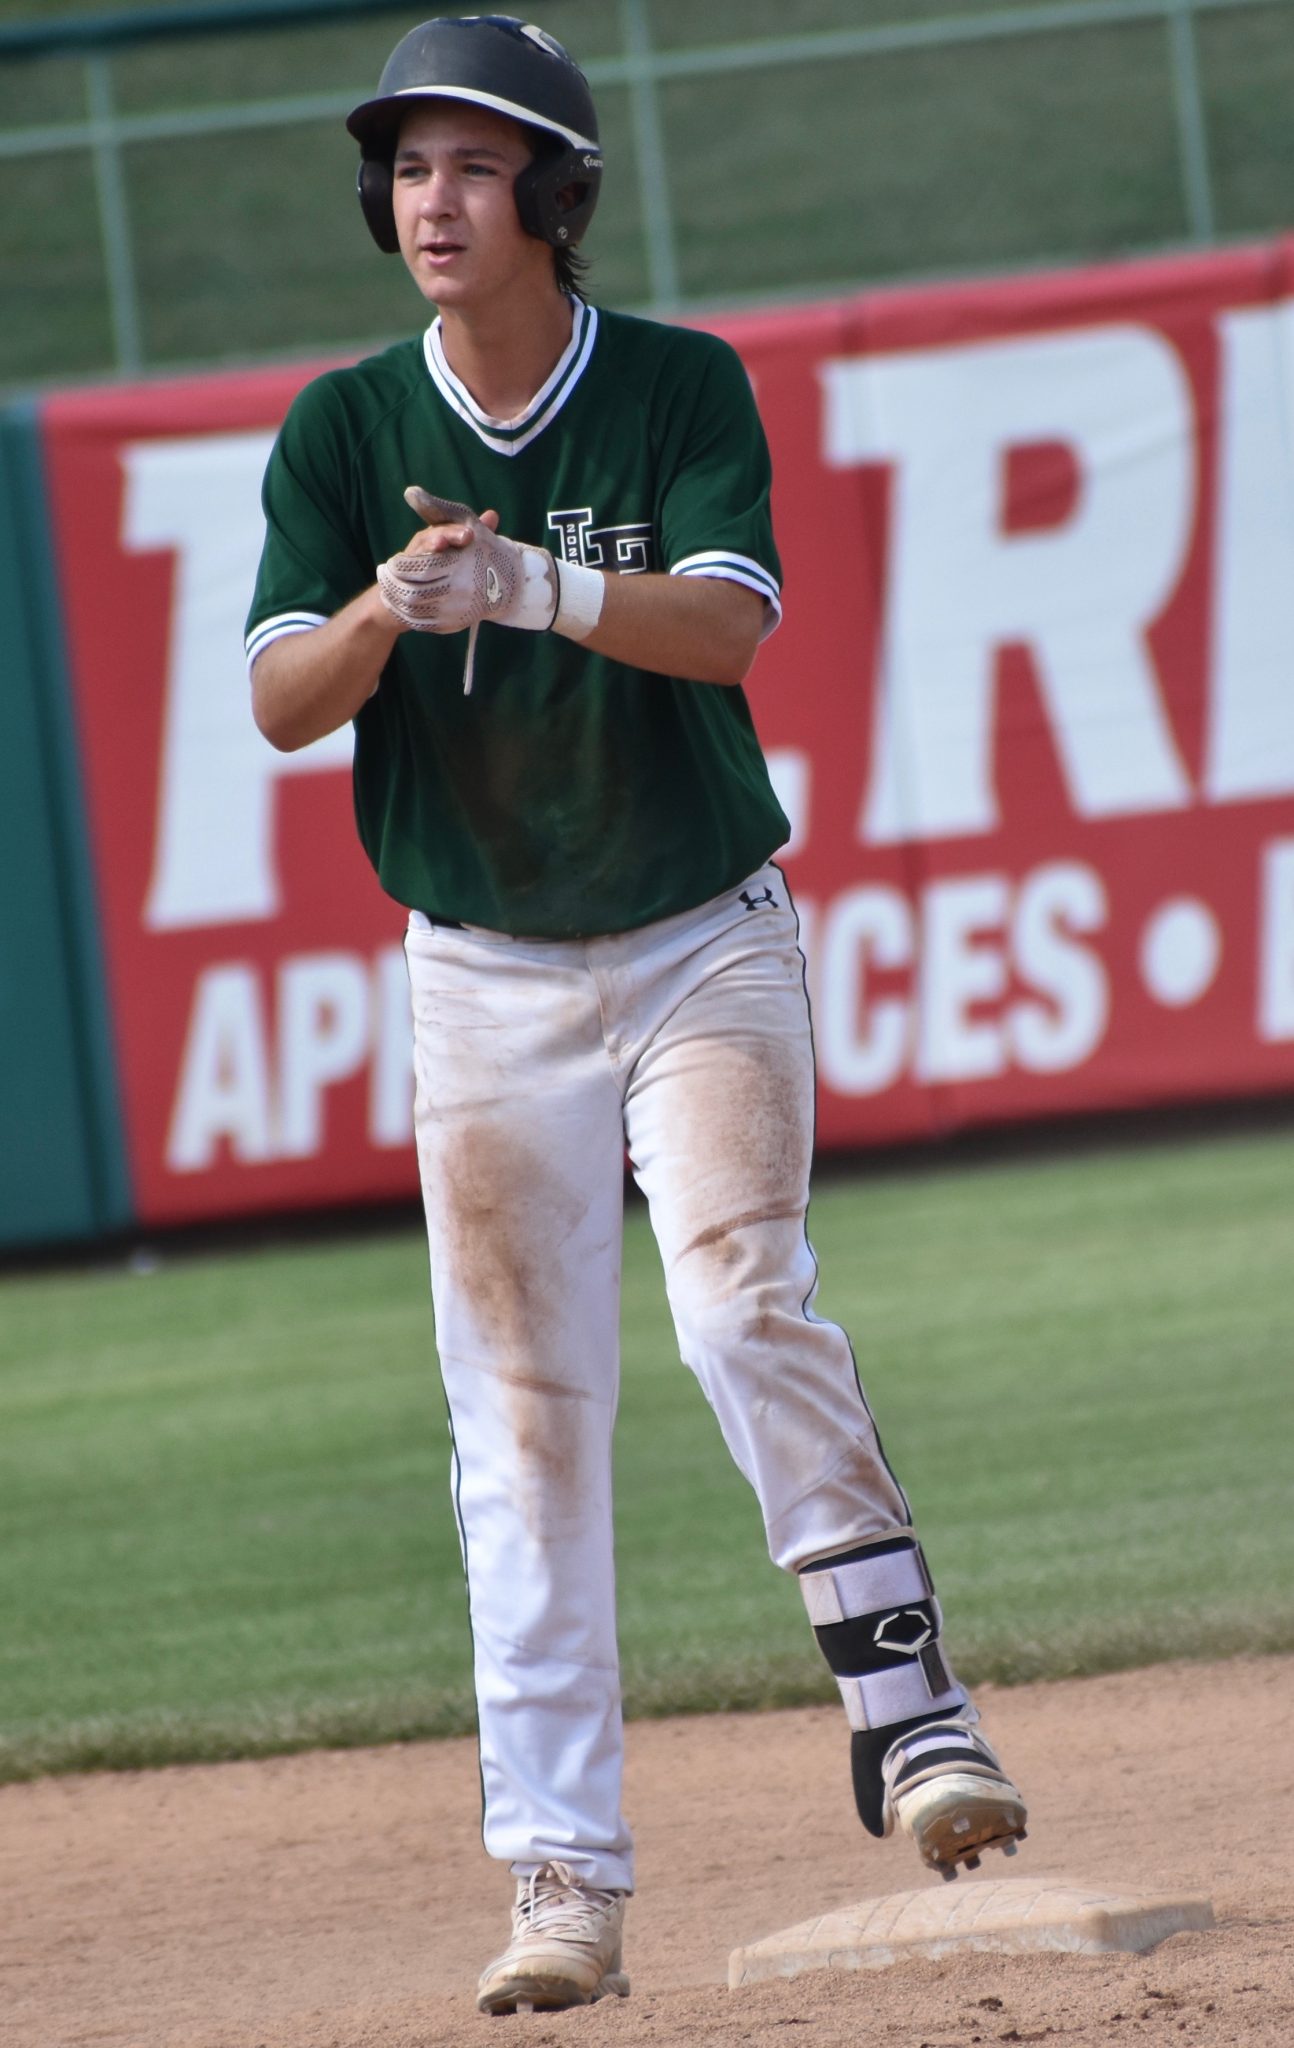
422, 299, 598, 457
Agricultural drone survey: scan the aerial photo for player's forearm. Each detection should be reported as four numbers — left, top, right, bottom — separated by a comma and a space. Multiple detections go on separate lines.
251, 587, 400, 752
575, 570, 764, 685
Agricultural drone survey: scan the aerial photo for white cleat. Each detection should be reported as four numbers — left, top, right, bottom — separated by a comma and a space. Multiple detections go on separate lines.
476, 1862, 630, 2016
882, 1715, 1028, 1883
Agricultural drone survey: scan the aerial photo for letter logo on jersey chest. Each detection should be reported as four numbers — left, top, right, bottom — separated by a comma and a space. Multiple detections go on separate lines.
548, 506, 654, 574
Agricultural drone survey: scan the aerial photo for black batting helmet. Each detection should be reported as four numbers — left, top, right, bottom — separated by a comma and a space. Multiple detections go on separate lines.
346, 15, 602, 255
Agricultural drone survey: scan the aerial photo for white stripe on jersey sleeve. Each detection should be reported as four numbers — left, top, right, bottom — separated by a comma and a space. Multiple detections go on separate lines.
669, 551, 783, 636
245, 611, 329, 675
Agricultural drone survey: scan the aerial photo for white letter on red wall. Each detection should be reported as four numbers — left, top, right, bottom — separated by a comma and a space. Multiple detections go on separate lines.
1204, 305, 1294, 803
821, 327, 1195, 843
916, 874, 1009, 1083
277, 953, 371, 1157
1008, 861, 1108, 1072
167, 964, 273, 1170
818, 886, 913, 1095
122, 433, 352, 930
369, 946, 415, 1149
1259, 838, 1294, 1042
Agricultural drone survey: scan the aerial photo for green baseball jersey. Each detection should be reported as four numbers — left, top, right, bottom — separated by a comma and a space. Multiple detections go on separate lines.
246, 301, 788, 937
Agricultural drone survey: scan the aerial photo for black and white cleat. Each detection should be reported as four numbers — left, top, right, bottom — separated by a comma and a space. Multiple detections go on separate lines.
883, 1716, 1029, 1882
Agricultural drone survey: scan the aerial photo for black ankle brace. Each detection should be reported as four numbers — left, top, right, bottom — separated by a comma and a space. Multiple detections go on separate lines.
799, 1539, 969, 1833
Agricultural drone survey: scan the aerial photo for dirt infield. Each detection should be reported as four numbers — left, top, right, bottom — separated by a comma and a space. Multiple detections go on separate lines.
3, 1656, 1291, 2048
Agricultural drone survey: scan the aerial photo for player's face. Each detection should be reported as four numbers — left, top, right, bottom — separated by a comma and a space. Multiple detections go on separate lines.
392, 102, 553, 313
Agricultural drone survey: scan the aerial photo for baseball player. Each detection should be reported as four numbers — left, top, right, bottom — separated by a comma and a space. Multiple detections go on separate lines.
246, 14, 1027, 2016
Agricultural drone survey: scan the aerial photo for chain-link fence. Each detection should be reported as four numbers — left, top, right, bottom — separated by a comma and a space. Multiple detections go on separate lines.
2, 0, 1292, 388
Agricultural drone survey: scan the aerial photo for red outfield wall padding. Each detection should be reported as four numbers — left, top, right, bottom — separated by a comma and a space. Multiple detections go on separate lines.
40, 245, 1294, 1225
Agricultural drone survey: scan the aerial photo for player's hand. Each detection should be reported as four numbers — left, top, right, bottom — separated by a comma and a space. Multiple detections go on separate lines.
376, 486, 558, 635
394, 492, 502, 555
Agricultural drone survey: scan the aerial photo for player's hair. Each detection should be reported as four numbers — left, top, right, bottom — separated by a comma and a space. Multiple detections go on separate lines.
554, 244, 590, 296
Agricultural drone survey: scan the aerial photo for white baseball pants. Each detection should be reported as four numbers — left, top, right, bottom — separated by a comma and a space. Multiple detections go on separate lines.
406, 864, 911, 1893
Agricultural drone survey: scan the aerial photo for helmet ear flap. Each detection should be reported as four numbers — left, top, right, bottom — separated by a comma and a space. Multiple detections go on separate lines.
357, 156, 400, 254
514, 143, 601, 247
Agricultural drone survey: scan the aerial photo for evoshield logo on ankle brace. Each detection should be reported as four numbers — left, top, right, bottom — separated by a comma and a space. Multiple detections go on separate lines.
874, 1609, 936, 1655
799, 1541, 966, 1734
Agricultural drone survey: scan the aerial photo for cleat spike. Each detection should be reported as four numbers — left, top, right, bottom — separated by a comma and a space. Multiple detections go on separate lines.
964, 1854, 981, 1870
1002, 1838, 1019, 1857
940, 1864, 958, 1882
515, 1999, 534, 2015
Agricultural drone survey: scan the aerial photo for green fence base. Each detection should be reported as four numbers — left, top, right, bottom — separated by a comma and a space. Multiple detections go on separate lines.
0, 407, 132, 1249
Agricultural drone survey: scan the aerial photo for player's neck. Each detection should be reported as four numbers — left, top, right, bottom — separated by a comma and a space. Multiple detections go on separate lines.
437, 288, 576, 423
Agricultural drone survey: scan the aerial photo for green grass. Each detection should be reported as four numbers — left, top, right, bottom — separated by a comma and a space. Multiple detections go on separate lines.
4, 2, 1294, 383
1, 1125, 1291, 1783
662, 20, 1188, 300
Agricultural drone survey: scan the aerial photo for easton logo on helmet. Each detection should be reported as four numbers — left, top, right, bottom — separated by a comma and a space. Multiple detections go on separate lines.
519, 23, 567, 57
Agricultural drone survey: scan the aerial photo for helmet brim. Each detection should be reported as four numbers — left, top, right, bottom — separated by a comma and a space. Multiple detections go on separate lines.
346, 84, 598, 156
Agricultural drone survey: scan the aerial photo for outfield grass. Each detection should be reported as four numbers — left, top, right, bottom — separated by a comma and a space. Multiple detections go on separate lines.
1, 1125, 1291, 1783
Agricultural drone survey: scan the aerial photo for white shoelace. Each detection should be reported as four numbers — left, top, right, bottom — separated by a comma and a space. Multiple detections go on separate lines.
514, 1862, 620, 1941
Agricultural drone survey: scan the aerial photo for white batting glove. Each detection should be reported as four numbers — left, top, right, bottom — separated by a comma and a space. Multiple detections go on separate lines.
378, 487, 557, 635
